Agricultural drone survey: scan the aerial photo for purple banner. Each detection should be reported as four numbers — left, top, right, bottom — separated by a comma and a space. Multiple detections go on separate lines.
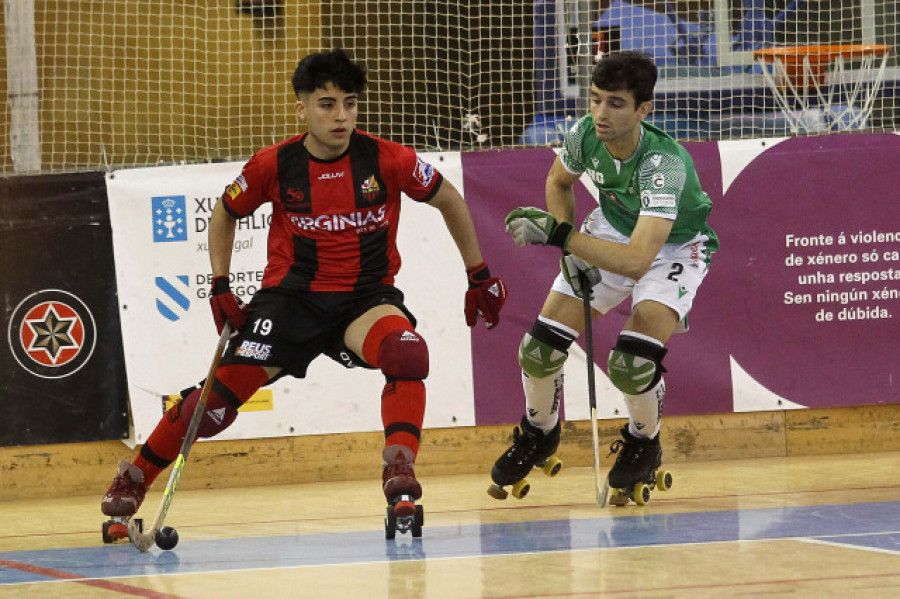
464, 133, 900, 425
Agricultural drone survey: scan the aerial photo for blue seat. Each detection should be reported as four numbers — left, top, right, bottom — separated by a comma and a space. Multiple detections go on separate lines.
518, 114, 577, 146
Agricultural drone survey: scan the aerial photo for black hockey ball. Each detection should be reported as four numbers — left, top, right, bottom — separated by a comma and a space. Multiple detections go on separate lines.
155, 526, 179, 550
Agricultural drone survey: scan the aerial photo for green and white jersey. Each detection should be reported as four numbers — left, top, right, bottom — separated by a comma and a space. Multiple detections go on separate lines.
559, 116, 719, 252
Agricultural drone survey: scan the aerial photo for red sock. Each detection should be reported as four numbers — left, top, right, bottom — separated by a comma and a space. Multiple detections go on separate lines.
133, 400, 190, 486
382, 380, 426, 460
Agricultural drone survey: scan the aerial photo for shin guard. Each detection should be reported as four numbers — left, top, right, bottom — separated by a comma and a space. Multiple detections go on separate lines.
381, 380, 425, 459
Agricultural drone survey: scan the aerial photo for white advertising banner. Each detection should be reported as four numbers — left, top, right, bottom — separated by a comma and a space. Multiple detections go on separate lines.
106, 154, 475, 446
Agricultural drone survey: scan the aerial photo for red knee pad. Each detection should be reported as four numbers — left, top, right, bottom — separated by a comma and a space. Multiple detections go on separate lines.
178, 387, 238, 439
177, 365, 269, 439
378, 328, 429, 380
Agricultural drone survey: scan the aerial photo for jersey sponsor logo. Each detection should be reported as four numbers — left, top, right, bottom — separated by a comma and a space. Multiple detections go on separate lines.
152, 195, 187, 242
6, 289, 97, 379
155, 275, 191, 321
235, 340, 272, 361
360, 175, 382, 203
288, 205, 387, 233
225, 175, 247, 200
318, 171, 346, 181
641, 190, 677, 210
283, 188, 310, 213
648, 153, 663, 168
413, 157, 435, 187
652, 173, 666, 188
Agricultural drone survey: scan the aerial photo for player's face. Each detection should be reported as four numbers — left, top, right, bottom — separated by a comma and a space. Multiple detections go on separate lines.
589, 85, 651, 148
295, 82, 359, 159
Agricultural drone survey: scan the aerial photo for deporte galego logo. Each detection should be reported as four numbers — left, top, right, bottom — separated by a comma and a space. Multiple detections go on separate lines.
7, 289, 97, 379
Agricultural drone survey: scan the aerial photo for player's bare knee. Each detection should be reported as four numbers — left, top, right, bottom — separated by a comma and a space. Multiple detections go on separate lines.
607, 333, 668, 395
518, 319, 575, 378
378, 329, 429, 380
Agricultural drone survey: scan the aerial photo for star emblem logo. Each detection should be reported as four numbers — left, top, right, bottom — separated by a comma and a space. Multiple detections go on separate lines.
8, 289, 96, 378
24, 304, 78, 363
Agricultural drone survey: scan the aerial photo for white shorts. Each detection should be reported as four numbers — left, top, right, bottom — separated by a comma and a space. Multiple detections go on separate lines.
551, 208, 713, 322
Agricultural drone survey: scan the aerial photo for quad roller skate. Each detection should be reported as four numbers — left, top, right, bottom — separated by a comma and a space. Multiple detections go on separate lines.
382, 447, 424, 540
487, 417, 562, 500
605, 425, 672, 506
102, 516, 144, 544
100, 460, 148, 544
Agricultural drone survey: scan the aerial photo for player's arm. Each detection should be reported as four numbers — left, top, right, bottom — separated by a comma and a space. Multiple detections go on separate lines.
545, 155, 580, 224
567, 214, 673, 280
207, 196, 246, 333
209, 197, 237, 278
427, 179, 508, 329
427, 179, 484, 269
505, 208, 673, 281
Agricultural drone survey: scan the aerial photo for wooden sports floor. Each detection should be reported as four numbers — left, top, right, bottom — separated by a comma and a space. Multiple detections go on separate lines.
2, 451, 899, 598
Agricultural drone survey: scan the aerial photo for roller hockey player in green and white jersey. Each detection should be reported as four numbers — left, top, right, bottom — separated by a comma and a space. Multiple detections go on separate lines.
491, 51, 719, 505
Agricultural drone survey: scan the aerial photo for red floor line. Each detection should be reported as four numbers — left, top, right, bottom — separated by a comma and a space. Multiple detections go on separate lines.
0, 559, 185, 598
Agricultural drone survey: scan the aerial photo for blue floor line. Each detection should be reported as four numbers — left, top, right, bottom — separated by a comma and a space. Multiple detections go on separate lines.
2, 500, 898, 585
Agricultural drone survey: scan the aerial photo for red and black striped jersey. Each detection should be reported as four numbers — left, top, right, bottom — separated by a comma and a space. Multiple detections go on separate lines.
221, 130, 443, 292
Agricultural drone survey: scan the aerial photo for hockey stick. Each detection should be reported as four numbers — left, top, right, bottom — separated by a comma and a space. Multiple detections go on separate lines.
128, 323, 232, 551
579, 272, 609, 507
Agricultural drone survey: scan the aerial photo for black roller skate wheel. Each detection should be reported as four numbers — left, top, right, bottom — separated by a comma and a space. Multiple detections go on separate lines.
101, 520, 113, 544
410, 505, 424, 537
384, 507, 397, 540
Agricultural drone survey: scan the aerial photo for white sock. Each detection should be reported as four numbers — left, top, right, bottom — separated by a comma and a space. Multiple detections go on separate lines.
523, 370, 562, 433
624, 376, 665, 439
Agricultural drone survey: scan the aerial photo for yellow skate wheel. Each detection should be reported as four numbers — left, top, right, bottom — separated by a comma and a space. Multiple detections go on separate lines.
633, 483, 650, 506
656, 470, 673, 492
511, 479, 530, 499
541, 456, 562, 477
487, 484, 508, 500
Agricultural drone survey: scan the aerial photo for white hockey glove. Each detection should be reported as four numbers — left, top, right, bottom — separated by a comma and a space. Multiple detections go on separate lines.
505, 207, 575, 249
560, 252, 601, 300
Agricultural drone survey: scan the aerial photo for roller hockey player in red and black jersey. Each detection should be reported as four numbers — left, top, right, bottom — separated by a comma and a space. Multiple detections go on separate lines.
101, 49, 507, 539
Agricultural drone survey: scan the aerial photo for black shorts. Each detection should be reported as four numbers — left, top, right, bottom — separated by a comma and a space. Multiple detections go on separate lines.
220, 285, 417, 379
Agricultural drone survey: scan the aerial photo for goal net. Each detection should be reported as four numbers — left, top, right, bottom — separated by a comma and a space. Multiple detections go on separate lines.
1, 1, 897, 175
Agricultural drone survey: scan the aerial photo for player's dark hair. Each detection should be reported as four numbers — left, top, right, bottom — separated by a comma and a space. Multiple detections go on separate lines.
291, 49, 367, 98
591, 51, 657, 106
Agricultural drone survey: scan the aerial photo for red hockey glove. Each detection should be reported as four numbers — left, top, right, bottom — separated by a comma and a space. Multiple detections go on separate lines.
209, 276, 247, 334
464, 262, 507, 329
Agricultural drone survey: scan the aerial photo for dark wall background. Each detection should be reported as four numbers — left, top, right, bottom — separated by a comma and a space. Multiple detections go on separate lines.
1, 172, 129, 445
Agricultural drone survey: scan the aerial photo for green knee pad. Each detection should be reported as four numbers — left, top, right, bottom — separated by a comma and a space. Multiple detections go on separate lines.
518, 332, 567, 378
607, 349, 659, 395
607, 333, 668, 395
